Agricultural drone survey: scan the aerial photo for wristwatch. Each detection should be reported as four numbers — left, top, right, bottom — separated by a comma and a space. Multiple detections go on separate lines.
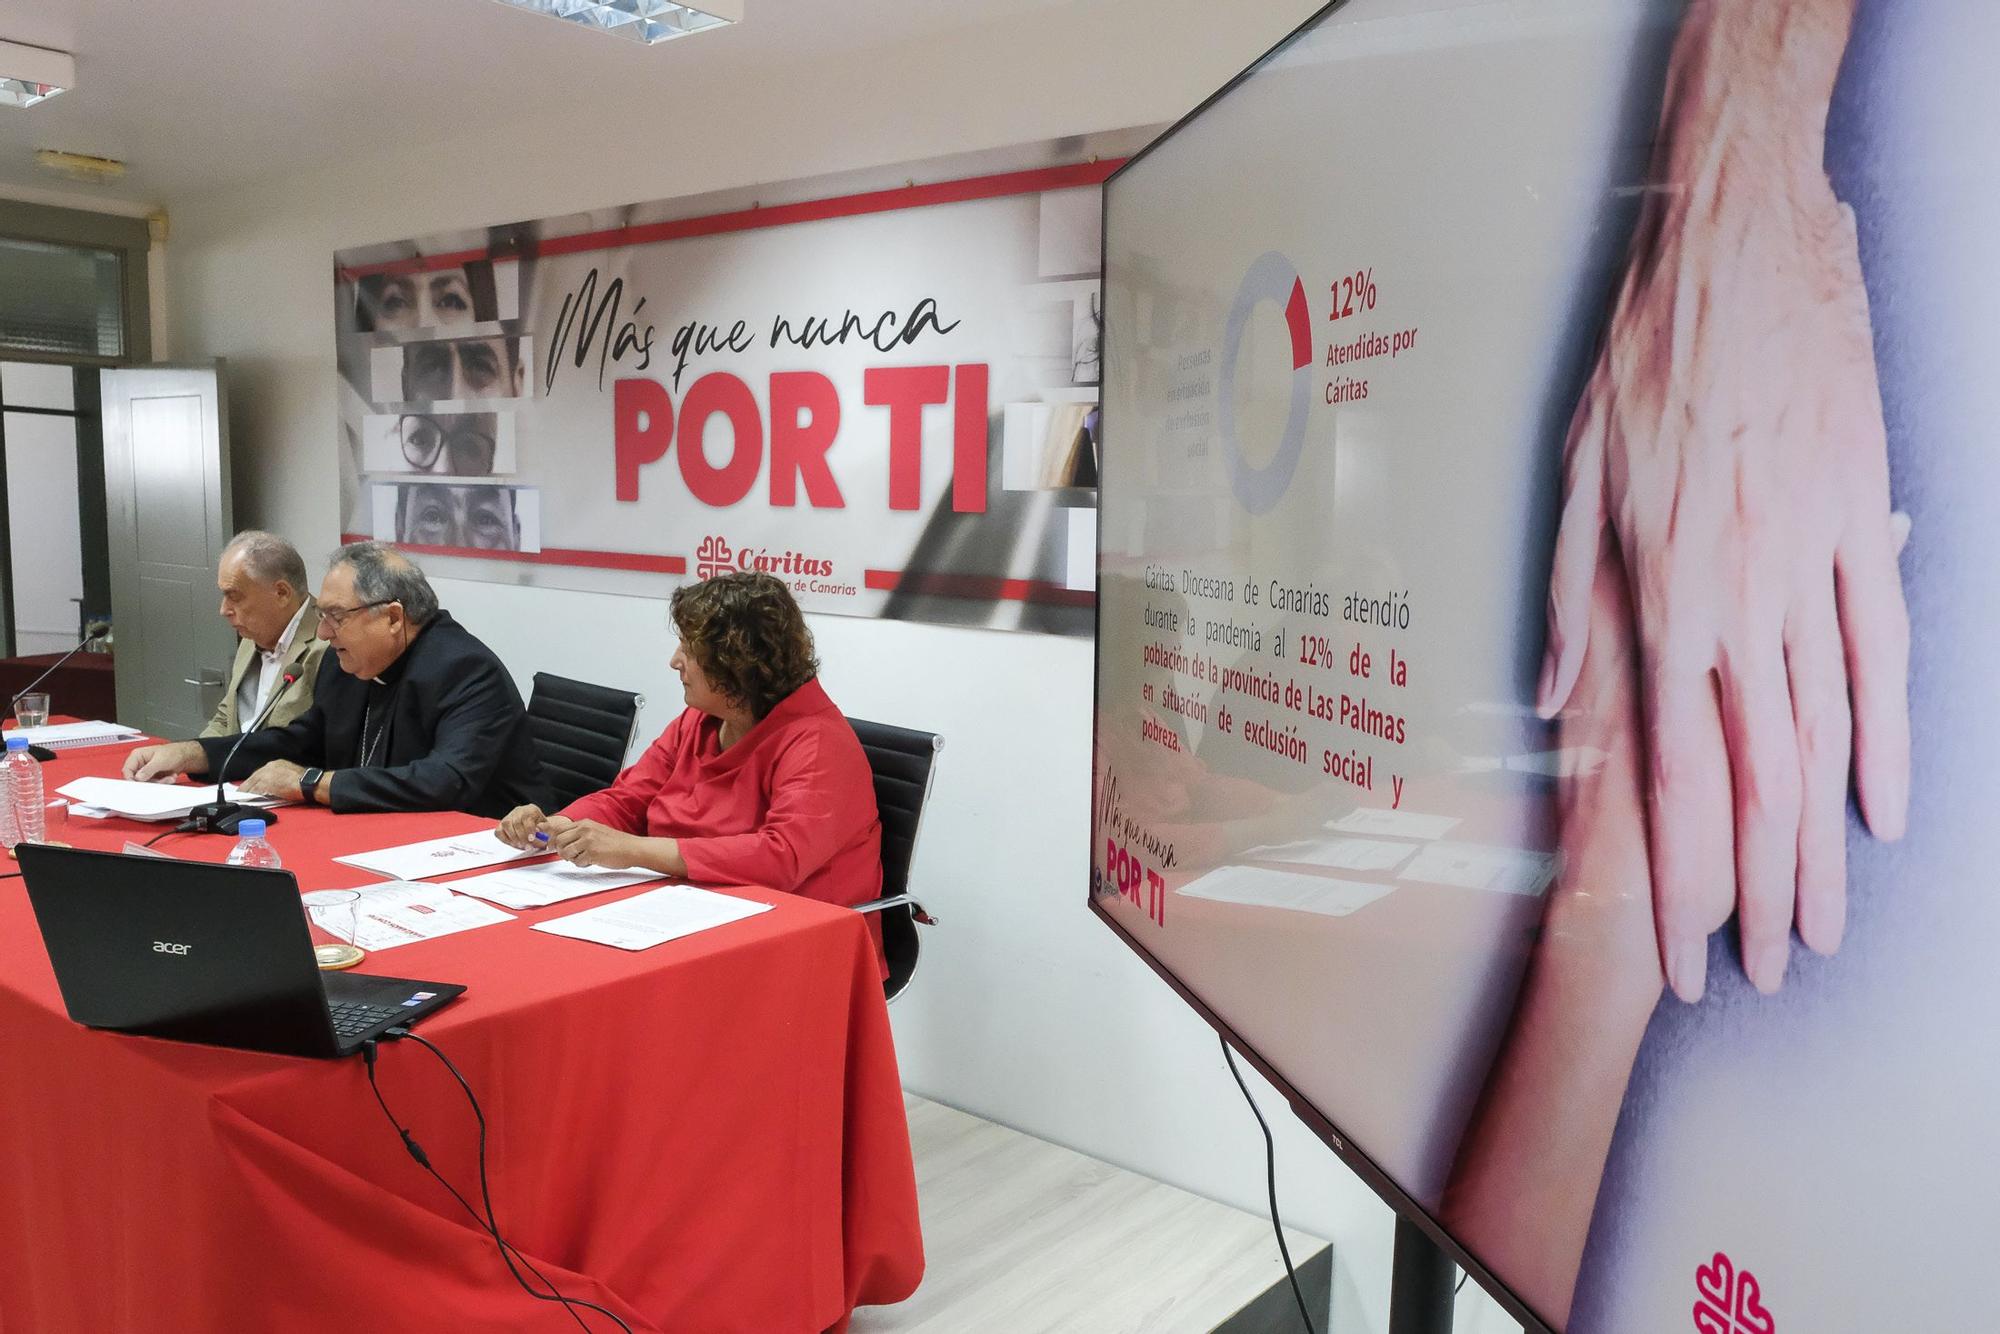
300, 767, 326, 805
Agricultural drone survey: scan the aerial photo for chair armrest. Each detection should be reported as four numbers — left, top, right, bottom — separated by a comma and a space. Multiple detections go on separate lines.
854, 894, 937, 926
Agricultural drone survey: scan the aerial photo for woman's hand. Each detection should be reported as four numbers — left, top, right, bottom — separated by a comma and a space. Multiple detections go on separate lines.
1444, 534, 1670, 1327
548, 819, 648, 871
1536, 0, 1906, 998
495, 803, 547, 850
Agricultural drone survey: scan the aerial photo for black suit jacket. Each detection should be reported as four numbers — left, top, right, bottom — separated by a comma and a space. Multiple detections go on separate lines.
197, 611, 545, 818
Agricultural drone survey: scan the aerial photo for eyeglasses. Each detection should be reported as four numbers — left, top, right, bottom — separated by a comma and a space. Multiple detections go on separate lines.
399, 415, 498, 473
317, 599, 395, 632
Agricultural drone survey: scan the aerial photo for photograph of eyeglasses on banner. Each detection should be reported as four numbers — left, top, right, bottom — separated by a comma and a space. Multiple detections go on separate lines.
362, 412, 516, 477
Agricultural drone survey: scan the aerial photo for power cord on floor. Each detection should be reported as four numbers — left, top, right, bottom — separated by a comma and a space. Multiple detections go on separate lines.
1221, 1034, 1320, 1334
362, 1029, 633, 1334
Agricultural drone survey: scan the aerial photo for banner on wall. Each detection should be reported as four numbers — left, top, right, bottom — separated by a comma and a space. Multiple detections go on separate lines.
1093, 0, 1999, 1330
331, 132, 1152, 635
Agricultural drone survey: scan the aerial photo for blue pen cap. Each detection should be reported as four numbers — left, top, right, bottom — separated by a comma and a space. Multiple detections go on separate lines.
5, 735, 28, 753
238, 818, 267, 838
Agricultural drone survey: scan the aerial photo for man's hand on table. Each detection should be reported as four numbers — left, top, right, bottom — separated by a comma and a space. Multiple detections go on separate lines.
238, 760, 308, 803
123, 741, 206, 782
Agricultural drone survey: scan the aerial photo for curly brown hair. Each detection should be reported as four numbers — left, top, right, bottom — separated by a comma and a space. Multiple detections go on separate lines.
670, 571, 820, 719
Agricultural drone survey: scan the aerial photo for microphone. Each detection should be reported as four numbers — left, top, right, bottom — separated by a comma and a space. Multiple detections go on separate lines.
185, 668, 302, 836
8, 625, 109, 760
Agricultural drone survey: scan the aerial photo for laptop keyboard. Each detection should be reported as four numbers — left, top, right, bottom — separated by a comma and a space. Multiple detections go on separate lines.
327, 999, 406, 1040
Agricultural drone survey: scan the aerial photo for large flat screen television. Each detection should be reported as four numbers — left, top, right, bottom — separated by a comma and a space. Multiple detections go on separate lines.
1091, 1, 2000, 1328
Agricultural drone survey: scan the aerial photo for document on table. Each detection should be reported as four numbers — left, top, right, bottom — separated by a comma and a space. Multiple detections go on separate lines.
1397, 841, 1559, 896
447, 861, 663, 909
12, 720, 143, 750
1178, 864, 1394, 918
1328, 807, 1460, 841
55, 776, 281, 822
309, 880, 515, 951
532, 885, 772, 951
334, 829, 534, 880
1239, 835, 1417, 873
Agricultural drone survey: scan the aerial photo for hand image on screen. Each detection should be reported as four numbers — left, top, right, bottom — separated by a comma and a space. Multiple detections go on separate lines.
1445, 534, 1670, 1329
1533, 0, 1908, 1001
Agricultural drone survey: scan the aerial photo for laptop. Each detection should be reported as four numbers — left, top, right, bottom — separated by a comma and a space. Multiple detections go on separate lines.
17, 844, 464, 1059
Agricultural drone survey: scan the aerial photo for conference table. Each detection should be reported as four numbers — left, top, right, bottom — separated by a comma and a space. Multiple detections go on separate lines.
0, 736, 924, 1333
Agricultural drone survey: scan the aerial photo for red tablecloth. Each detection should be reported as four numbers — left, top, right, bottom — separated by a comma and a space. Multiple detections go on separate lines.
0, 740, 923, 1333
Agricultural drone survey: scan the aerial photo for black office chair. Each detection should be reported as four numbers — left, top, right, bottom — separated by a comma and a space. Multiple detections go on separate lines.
848, 717, 943, 1003
527, 672, 646, 810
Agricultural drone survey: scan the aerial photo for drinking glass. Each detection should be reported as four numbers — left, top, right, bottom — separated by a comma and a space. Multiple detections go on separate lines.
301, 889, 367, 970
14, 692, 49, 729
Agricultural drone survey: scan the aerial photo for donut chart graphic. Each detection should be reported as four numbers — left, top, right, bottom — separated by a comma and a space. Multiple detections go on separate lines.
1217, 251, 1314, 514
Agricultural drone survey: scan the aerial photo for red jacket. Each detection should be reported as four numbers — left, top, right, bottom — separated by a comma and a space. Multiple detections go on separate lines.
561, 677, 885, 915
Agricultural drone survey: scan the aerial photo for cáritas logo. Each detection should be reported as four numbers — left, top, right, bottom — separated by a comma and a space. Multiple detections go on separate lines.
694, 534, 833, 581
1693, 1251, 1775, 1334
695, 535, 735, 579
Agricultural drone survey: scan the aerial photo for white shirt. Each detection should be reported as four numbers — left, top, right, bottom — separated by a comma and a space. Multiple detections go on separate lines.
235, 600, 311, 728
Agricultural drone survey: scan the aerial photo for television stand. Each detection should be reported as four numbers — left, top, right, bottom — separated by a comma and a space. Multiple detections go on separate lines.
1390, 1216, 1457, 1334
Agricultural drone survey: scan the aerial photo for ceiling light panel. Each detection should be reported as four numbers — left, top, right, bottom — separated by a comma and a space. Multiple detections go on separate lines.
490, 0, 743, 44
0, 40, 75, 108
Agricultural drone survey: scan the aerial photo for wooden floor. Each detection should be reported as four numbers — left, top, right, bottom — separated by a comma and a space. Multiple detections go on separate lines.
849, 1095, 1329, 1334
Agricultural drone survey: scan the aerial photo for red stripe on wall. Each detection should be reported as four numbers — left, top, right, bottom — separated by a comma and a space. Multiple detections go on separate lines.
336, 159, 1127, 281
342, 535, 687, 575
864, 569, 1095, 608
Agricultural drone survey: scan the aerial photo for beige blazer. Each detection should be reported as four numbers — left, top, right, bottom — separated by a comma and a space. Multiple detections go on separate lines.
197, 596, 328, 737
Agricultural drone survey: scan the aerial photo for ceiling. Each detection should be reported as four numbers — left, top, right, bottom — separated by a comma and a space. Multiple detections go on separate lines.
0, 0, 1084, 209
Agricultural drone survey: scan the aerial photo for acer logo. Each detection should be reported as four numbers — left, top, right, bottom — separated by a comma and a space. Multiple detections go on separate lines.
152, 941, 191, 955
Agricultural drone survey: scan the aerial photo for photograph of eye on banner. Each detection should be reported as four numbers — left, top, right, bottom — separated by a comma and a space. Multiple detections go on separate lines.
330, 129, 1153, 634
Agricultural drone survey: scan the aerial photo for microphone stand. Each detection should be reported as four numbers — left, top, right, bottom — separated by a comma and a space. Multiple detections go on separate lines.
184, 668, 301, 836
9, 625, 108, 708
9, 627, 109, 760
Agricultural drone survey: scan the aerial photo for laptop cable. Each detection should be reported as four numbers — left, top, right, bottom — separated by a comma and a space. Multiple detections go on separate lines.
362, 1030, 634, 1334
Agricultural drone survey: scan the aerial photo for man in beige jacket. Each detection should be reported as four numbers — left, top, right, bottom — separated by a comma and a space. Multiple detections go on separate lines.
197, 531, 327, 737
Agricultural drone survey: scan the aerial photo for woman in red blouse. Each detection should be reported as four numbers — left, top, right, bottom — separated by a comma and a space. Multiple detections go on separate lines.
496, 572, 884, 915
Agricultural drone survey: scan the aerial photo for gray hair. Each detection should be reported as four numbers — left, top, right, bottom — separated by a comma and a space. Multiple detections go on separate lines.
222, 530, 308, 594
330, 540, 440, 627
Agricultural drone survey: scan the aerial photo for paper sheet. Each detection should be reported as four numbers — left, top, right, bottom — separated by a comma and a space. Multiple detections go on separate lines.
532, 885, 772, 951
308, 880, 515, 951
1397, 841, 1559, 896
1178, 865, 1394, 917
12, 720, 143, 750
1328, 807, 1461, 841
334, 829, 534, 880
1239, 835, 1417, 872
447, 861, 663, 909
54, 776, 280, 822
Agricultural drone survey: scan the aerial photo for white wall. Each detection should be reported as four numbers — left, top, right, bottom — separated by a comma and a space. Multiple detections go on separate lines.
166, 2, 1517, 1329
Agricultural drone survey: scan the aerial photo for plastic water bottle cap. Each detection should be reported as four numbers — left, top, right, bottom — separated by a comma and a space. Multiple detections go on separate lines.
4, 735, 27, 752
238, 819, 267, 838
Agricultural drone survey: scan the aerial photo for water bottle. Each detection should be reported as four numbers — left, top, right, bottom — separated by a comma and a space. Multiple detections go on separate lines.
0, 739, 19, 849
226, 818, 282, 869
3, 735, 42, 848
